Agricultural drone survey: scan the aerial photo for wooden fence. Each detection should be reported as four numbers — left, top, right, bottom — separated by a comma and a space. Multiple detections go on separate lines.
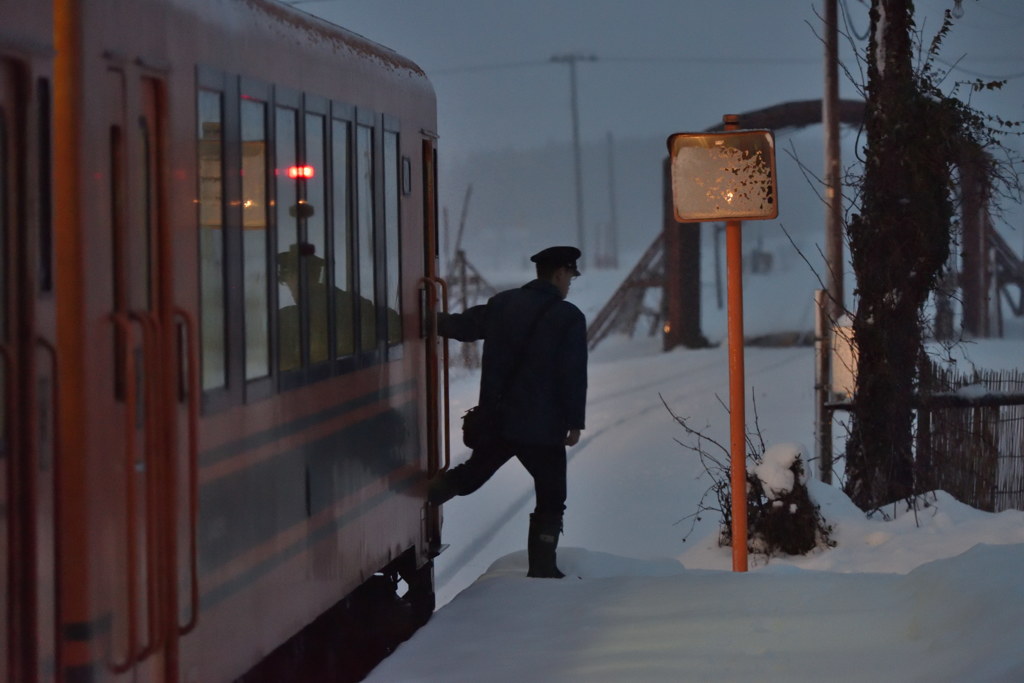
917, 365, 1024, 512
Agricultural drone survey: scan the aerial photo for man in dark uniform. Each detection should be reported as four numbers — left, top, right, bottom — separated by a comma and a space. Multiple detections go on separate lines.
429, 246, 588, 578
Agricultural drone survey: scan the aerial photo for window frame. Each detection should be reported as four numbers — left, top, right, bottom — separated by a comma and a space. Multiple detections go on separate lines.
272, 86, 304, 392
300, 94, 332, 384
195, 67, 234, 413
239, 78, 274, 403
195, 69, 406, 411
329, 101, 357, 376
382, 115, 403, 360
353, 107, 381, 367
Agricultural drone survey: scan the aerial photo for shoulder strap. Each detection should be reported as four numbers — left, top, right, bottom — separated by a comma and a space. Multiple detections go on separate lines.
497, 296, 560, 402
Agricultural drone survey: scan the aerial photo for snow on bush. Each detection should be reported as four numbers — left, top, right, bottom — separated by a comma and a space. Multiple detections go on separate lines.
743, 442, 835, 557
752, 442, 803, 500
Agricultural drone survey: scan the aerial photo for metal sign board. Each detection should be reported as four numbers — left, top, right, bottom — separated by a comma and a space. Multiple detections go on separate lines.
667, 129, 778, 222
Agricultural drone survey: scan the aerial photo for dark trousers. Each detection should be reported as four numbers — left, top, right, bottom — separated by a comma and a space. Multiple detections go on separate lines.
446, 439, 567, 516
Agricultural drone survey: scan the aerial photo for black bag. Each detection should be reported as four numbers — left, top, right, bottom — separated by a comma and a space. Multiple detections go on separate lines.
461, 405, 500, 450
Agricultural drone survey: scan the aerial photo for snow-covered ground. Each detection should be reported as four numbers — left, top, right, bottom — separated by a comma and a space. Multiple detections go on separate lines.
368, 259, 1024, 682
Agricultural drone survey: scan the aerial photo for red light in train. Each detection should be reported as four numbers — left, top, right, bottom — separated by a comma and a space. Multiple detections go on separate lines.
286, 165, 315, 179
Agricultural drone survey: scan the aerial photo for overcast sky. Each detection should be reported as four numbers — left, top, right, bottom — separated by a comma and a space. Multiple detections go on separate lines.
293, 0, 1024, 161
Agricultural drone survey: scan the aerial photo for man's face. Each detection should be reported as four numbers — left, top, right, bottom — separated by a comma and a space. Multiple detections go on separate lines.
553, 266, 575, 299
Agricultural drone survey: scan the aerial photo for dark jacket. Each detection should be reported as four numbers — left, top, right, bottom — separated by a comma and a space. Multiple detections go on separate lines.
439, 279, 587, 446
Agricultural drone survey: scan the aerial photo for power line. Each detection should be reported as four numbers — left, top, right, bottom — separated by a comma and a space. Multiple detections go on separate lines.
431, 53, 824, 77
432, 59, 553, 75
600, 55, 819, 65
935, 59, 1024, 81
839, 0, 870, 41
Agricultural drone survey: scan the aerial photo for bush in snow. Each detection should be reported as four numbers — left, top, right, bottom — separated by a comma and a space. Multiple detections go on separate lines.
664, 396, 835, 558
741, 443, 834, 556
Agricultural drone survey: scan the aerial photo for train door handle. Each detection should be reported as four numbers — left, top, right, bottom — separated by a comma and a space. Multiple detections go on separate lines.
128, 310, 163, 660
422, 276, 451, 472
418, 284, 430, 340
434, 277, 451, 472
107, 310, 166, 666
173, 307, 200, 635
108, 312, 141, 673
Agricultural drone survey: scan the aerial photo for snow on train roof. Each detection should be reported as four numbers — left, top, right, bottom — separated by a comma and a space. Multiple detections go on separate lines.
176, 0, 430, 81
255, 0, 427, 75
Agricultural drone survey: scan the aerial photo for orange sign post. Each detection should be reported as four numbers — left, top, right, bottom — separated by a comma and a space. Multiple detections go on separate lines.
667, 115, 778, 572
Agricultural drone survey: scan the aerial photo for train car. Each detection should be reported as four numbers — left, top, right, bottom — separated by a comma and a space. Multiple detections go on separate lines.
3, 0, 450, 680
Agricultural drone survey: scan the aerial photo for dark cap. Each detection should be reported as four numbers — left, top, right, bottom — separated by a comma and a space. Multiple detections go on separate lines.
530, 246, 581, 276
277, 243, 324, 282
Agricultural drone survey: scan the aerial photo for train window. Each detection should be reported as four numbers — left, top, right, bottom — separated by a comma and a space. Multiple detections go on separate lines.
275, 106, 301, 373
304, 113, 329, 366
383, 130, 402, 347
195, 75, 411, 397
241, 98, 270, 380
197, 89, 228, 391
355, 124, 377, 352
331, 119, 355, 359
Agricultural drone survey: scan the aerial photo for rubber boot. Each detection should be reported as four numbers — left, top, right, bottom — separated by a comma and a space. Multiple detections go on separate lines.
427, 473, 457, 506
527, 513, 565, 579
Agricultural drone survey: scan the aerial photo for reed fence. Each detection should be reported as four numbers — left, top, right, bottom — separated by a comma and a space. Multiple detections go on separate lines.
917, 364, 1024, 512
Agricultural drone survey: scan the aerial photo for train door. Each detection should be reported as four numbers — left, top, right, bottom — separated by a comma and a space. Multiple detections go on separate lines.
106, 66, 179, 683
1, 56, 58, 683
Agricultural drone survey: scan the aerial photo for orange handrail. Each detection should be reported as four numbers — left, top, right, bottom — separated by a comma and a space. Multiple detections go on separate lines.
434, 277, 451, 472
421, 276, 451, 472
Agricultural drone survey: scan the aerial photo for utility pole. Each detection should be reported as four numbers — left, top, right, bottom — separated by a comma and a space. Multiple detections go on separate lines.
551, 53, 596, 267
605, 132, 619, 268
817, 0, 843, 485
823, 0, 843, 322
